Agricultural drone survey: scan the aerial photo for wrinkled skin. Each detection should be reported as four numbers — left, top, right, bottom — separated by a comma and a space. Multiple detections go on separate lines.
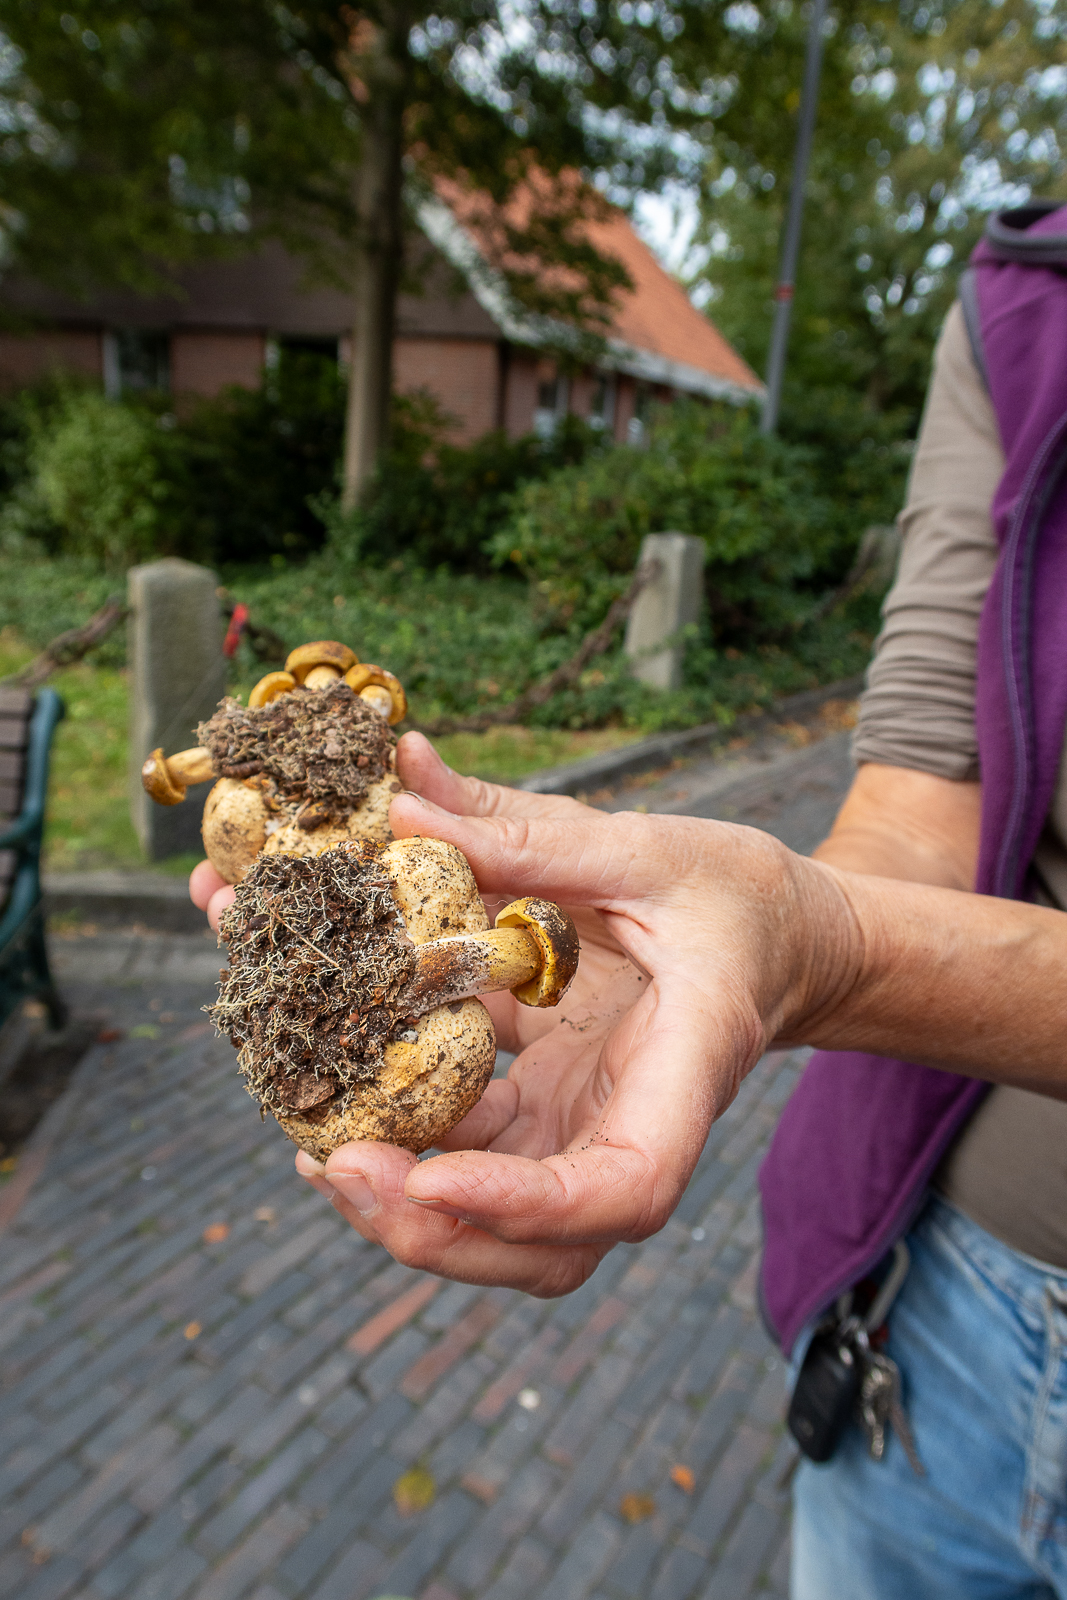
191, 730, 826, 1298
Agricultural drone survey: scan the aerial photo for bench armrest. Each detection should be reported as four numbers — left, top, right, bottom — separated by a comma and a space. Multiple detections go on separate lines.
0, 688, 64, 859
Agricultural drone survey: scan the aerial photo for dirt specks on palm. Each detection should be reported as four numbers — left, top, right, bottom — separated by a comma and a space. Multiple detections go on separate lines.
197, 681, 394, 810
210, 846, 417, 1118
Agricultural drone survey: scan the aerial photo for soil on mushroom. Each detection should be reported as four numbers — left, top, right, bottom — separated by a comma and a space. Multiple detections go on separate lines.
210, 845, 417, 1119
197, 681, 394, 811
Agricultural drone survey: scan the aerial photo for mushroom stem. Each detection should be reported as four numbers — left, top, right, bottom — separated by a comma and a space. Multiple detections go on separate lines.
141, 746, 215, 806
403, 927, 542, 1014
304, 664, 343, 691
400, 897, 580, 1013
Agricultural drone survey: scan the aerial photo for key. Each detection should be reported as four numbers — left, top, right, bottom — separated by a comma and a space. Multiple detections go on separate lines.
858, 1348, 925, 1476
858, 1352, 894, 1461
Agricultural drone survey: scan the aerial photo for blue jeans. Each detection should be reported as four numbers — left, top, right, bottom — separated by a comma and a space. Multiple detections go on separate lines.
792, 1195, 1067, 1599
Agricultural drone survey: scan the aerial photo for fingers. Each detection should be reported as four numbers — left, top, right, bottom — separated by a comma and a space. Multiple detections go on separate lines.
321, 1140, 611, 1296
394, 732, 578, 821
207, 884, 236, 931
389, 790, 661, 909
190, 859, 228, 911
190, 859, 235, 930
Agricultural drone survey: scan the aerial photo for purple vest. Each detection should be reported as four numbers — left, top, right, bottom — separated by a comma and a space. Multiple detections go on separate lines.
759, 203, 1067, 1355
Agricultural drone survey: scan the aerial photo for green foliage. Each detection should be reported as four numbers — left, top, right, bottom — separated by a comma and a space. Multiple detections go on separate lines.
0, 387, 186, 567
494, 403, 850, 639
0, 350, 346, 567
0, 0, 759, 350
178, 350, 345, 562
689, 0, 1067, 425
322, 394, 601, 571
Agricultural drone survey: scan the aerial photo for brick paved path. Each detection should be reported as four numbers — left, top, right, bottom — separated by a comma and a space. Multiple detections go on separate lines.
0, 729, 853, 1600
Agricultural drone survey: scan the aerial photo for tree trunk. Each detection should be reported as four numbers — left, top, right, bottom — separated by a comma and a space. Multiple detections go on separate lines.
341, 16, 409, 511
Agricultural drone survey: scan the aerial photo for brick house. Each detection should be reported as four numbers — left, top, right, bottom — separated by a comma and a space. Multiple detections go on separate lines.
0, 189, 762, 443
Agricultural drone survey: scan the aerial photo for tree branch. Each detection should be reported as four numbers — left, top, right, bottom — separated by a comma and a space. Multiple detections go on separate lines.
7, 596, 127, 689
412, 558, 661, 736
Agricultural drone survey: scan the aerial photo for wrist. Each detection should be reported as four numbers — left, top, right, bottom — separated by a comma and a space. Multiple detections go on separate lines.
775, 856, 867, 1045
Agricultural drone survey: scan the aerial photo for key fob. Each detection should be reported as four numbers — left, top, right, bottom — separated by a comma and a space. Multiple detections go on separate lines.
787, 1328, 862, 1463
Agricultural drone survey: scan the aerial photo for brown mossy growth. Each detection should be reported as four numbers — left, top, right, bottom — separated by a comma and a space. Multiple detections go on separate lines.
197, 681, 395, 813
210, 845, 417, 1118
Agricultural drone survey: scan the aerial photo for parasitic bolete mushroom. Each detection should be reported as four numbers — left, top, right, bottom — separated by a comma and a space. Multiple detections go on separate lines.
144, 634, 583, 1154
141, 639, 407, 883
211, 836, 579, 1158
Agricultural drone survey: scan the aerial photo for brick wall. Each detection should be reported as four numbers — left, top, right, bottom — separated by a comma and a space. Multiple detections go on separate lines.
501, 350, 539, 440
0, 330, 101, 389
170, 332, 265, 397
393, 337, 499, 442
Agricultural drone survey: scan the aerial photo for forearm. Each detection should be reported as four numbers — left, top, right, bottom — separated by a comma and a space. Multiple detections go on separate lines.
787, 861, 1067, 1095
812, 764, 980, 890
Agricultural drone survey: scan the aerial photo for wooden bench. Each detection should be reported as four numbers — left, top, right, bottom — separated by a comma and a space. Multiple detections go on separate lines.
0, 685, 67, 1032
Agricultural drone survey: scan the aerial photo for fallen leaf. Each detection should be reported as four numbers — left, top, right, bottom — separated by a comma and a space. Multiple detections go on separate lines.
393, 1466, 435, 1515
20, 1528, 36, 1547
670, 1465, 695, 1493
183, 1321, 202, 1341
129, 1024, 160, 1040
619, 1492, 657, 1524
0, 1156, 17, 1175
202, 1223, 230, 1244
97, 1027, 123, 1043
255, 1206, 276, 1223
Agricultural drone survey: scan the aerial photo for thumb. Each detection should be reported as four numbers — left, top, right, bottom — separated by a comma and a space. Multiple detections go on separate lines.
388, 791, 664, 909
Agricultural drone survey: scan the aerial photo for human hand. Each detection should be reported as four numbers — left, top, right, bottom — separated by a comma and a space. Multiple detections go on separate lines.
188, 734, 644, 1056
298, 771, 855, 1296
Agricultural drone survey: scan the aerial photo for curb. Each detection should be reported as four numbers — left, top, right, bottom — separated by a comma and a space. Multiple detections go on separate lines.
44, 870, 205, 933
515, 674, 864, 796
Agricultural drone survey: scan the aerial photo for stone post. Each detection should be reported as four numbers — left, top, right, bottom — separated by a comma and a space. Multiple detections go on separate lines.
624, 533, 706, 691
128, 559, 226, 860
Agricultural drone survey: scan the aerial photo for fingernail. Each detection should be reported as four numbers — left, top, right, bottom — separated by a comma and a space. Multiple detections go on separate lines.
328, 1172, 378, 1216
407, 1196, 468, 1221
399, 789, 426, 803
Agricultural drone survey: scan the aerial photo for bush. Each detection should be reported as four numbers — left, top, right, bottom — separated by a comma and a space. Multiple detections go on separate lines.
0, 349, 346, 568
493, 401, 845, 640
31, 390, 188, 567
321, 394, 600, 572
179, 350, 346, 563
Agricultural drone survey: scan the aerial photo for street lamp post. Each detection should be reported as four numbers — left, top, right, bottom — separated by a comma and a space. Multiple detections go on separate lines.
760, 0, 829, 435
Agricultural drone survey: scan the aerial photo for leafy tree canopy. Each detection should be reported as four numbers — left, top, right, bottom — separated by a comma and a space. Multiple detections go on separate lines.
685, 0, 1067, 423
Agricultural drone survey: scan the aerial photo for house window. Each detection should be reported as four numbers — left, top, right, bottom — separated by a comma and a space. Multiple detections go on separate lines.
103, 330, 170, 398
627, 381, 652, 445
589, 374, 616, 432
534, 374, 569, 438
278, 336, 341, 365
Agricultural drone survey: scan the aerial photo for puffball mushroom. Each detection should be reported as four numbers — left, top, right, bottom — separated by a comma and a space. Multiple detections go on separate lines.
144, 633, 584, 1154
210, 837, 580, 1159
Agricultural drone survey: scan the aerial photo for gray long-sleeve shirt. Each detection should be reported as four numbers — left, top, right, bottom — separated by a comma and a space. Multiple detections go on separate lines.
851, 300, 1067, 1269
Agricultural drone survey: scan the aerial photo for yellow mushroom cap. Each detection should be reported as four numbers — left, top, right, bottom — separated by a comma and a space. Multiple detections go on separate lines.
285, 640, 358, 684
248, 670, 297, 709
141, 748, 185, 806
494, 897, 580, 1006
343, 663, 408, 725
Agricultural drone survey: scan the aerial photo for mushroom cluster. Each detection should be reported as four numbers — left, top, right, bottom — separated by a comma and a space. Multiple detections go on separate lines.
141, 636, 581, 1156
142, 640, 407, 884
212, 835, 577, 1160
